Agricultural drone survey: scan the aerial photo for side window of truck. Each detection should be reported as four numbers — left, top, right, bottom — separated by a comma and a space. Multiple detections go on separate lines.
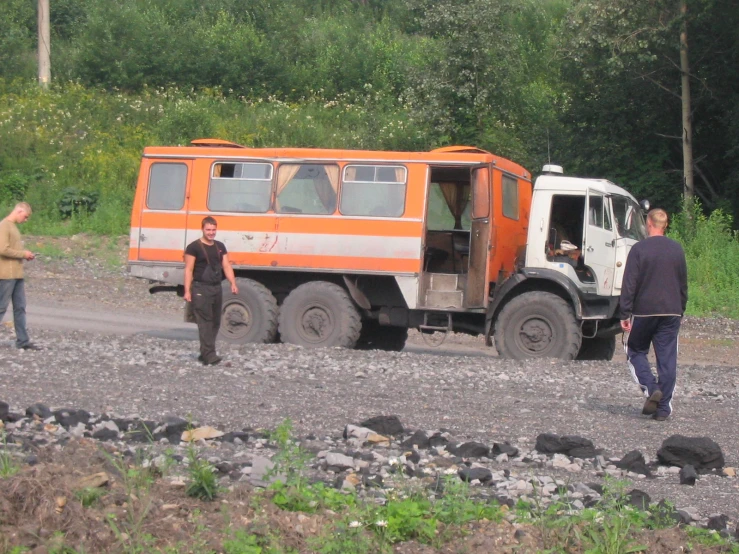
208, 162, 273, 213
147, 163, 187, 210
502, 175, 519, 220
588, 194, 613, 230
276, 164, 339, 215
340, 165, 407, 217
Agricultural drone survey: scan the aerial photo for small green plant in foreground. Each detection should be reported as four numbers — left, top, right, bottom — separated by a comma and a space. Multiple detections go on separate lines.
74, 486, 107, 508
185, 443, 219, 501
0, 432, 21, 478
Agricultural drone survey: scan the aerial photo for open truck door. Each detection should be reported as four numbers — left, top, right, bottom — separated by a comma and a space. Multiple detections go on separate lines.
584, 189, 616, 296
464, 165, 492, 307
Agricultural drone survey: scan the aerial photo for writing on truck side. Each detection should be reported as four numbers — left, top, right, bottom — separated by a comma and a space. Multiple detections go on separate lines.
128, 140, 647, 360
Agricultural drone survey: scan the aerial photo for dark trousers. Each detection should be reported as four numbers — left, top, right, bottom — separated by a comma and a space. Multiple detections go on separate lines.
626, 315, 681, 417
191, 282, 222, 363
0, 278, 31, 347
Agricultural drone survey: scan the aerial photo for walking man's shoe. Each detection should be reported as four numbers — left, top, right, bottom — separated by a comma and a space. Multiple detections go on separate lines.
642, 389, 663, 415
17, 343, 41, 350
202, 356, 222, 366
652, 414, 668, 422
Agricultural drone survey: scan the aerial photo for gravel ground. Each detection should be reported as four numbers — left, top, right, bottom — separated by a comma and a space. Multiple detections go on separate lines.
1, 236, 738, 523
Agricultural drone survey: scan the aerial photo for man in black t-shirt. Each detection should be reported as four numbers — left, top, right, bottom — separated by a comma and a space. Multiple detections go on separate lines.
184, 216, 239, 365
620, 209, 688, 421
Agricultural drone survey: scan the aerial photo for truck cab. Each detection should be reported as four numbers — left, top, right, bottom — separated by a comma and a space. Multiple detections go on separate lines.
486, 166, 646, 361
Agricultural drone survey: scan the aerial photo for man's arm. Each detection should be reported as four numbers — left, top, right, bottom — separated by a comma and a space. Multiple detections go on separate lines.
222, 253, 238, 294
619, 249, 640, 331
184, 254, 196, 302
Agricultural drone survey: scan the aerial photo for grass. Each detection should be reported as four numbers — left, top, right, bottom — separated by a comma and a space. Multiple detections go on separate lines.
4, 421, 739, 553
0, 431, 21, 479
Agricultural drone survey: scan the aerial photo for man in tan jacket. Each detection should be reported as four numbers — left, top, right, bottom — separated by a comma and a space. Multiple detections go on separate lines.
0, 202, 39, 350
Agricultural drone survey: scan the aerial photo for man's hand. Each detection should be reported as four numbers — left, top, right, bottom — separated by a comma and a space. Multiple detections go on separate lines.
620, 319, 632, 333
230, 282, 239, 295
184, 290, 192, 302
24, 250, 35, 260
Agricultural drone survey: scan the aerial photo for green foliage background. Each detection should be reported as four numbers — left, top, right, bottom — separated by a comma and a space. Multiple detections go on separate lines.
0, 0, 737, 316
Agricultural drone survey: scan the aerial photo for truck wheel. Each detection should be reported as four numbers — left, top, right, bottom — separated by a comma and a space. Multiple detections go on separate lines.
494, 291, 581, 360
576, 336, 616, 361
356, 321, 408, 351
278, 282, 361, 348
219, 278, 278, 344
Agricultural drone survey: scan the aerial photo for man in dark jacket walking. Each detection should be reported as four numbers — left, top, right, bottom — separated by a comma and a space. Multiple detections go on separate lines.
620, 209, 688, 421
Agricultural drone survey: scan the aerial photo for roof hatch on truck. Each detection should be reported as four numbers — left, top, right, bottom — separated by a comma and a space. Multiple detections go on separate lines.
190, 138, 246, 148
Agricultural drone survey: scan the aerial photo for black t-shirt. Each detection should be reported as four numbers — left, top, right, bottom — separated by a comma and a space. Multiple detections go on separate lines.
185, 239, 227, 284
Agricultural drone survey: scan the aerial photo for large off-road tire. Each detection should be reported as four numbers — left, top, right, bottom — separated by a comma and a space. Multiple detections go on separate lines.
278, 282, 361, 348
576, 336, 617, 361
494, 291, 581, 360
219, 278, 278, 344
355, 321, 408, 351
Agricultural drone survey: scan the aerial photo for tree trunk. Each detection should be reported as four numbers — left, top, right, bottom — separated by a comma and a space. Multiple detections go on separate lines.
680, 0, 694, 204
38, 0, 51, 88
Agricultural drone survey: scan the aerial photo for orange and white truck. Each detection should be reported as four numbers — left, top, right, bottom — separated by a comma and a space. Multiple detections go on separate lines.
128, 139, 648, 360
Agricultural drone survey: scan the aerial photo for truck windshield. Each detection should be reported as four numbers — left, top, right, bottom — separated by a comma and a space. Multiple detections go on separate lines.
611, 195, 647, 240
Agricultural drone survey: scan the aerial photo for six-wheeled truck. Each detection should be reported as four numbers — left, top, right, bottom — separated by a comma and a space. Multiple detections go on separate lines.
128, 140, 647, 360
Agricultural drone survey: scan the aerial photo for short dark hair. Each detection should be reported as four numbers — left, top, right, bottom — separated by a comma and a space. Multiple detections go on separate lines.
201, 216, 217, 229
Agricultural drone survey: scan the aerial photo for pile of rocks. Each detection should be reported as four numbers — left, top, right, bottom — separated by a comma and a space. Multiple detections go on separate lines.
1, 402, 737, 540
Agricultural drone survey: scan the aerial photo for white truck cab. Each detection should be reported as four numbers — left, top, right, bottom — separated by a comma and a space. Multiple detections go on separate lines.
526, 172, 646, 299
485, 167, 647, 361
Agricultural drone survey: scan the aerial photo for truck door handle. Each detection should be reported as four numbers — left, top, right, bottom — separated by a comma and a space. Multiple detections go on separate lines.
605, 241, 613, 247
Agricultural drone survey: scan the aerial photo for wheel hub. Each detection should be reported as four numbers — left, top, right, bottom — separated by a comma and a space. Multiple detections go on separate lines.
223, 303, 251, 339
301, 307, 331, 340
518, 318, 553, 353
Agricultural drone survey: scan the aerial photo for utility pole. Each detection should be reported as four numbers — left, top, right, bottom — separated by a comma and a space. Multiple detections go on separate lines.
679, 0, 694, 204
38, 0, 51, 88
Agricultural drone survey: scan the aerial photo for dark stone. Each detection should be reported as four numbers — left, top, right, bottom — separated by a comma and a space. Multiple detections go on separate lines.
535, 433, 563, 454
536, 433, 595, 457
159, 416, 188, 444
359, 415, 404, 436
625, 489, 651, 511
92, 426, 119, 441
401, 430, 430, 449
492, 442, 519, 457
26, 403, 52, 420
220, 431, 249, 444
112, 418, 133, 432
651, 499, 682, 525
657, 435, 724, 471
216, 462, 234, 474
449, 441, 490, 458
706, 514, 729, 532
679, 464, 698, 485
126, 420, 158, 442
0, 401, 9, 422
616, 450, 651, 476
494, 494, 515, 508
429, 433, 449, 448
363, 474, 384, 488
405, 449, 421, 464
458, 467, 493, 483
24, 454, 39, 466
586, 483, 604, 495
514, 529, 527, 541
53, 409, 90, 429
6, 412, 24, 423
560, 435, 596, 458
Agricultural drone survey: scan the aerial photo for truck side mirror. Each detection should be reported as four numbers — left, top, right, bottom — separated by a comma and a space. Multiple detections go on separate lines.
639, 199, 650, 212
